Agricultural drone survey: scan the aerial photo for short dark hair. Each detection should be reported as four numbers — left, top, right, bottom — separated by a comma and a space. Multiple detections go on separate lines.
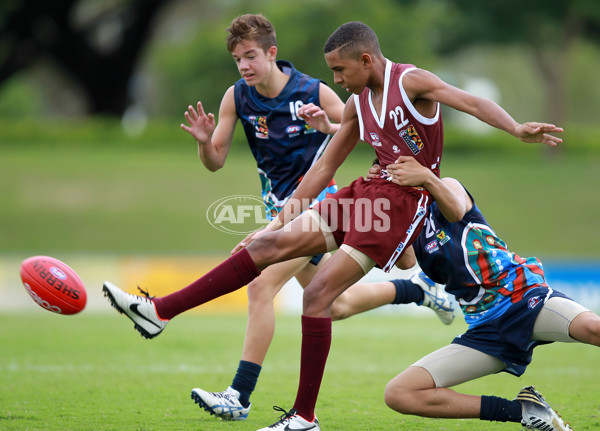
226, 14, 277, 53
323, 21, 381, 59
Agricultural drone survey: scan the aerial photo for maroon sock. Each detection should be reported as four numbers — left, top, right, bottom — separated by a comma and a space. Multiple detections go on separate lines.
293, 315, 332, 421
152, 248, 260, 320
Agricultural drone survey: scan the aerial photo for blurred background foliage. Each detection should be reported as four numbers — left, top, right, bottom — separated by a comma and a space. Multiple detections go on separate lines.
1, 0, 599, 133
1, 0, 600, 257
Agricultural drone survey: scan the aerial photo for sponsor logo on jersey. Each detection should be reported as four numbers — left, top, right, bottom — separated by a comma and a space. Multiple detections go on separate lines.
425, 240, 439, 254
286, 124, 302, 137
370, 132, 382, 146
436, 230, 451, 245
392, 145, 402, 154
400, 124, 424, 155
249, 115, 268, 139
527, 295, 541, 309
304, 124, 317, 134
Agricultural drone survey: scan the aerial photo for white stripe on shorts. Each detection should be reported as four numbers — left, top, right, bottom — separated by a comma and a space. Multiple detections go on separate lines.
382, 193, 429, 272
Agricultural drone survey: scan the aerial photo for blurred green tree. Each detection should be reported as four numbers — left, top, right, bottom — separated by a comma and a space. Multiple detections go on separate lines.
150, 0, 446, 119
0, 0, 170, 116
435, 0, 600, 125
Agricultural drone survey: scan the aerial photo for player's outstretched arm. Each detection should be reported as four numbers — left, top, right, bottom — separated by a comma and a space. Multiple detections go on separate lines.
403, 69, 563, 146
180, 86, 237, 171
232, 98, 360, 255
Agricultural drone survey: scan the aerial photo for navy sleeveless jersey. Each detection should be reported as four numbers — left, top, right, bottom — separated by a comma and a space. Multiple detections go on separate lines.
413, 189, 547, 328
234, 60, 336, 219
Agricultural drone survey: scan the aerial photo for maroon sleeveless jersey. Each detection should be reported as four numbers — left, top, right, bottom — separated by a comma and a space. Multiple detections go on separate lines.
354, 60, 443, 177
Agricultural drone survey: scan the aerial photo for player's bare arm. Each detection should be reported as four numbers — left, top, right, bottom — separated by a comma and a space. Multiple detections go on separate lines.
402, 69, 563, 146
180, 86, 237, 171
232, 99, 359, 254
386, 156, 468, 222
297, 83, 344, 135
278, 97, 360, 223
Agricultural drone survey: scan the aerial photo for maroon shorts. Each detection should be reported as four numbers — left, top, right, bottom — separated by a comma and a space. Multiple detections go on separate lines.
312, 177, 431, 272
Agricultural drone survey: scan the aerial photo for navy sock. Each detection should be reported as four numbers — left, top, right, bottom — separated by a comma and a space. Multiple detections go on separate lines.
391, 279, 424, 304
480, 395, 522, 422
231, 360, 262, 408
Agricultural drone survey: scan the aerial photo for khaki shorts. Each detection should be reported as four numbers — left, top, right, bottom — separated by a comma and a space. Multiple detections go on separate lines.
413, 296, 589, 388
306, 209, 375, 274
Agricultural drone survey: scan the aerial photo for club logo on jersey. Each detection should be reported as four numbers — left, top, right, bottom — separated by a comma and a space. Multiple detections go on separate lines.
286, 124, 302, 137
370, 132, 382, 147
425, 240, 439, 254
249, 115, 268, 139
528, 296, 542, 309
436, 230, 451, 245
400, 124, 424, 155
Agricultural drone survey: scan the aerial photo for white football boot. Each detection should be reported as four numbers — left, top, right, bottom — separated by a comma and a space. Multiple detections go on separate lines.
256, 407, 319, 431
102, 281, 168, 339
411, 270, 455, 325
515, 386, 572, 431
191, 386, 251, 421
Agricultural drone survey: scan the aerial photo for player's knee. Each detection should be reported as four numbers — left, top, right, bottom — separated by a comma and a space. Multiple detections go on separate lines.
303, 280, 332, 316
582, 315, 600, 346
248, 234, 284, 263
570, 312, 600, 346
384, 380, 413, 413
330, 299, 349, 321
247, 279, 277, 304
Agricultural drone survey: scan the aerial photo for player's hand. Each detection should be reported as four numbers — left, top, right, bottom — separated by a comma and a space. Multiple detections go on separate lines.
231, 217, 283, 254
365, 164, 381, 181
180, 101, 216, 143
298, 103, 333, 135
515, 122, 563, 146
386, 156, 431, 187
231, 229, 263, 254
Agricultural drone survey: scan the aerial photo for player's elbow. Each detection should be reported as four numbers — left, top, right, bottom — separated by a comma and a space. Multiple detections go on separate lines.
205, 163, 223, 172
444, 210, 464, 223
200, 156, 225, 172
439, 203, 467, 223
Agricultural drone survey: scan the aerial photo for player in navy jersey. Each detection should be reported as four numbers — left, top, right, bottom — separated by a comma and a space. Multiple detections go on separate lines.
103, 20, 562, 431
175, 13, 452, 421
338, 157, 600, 430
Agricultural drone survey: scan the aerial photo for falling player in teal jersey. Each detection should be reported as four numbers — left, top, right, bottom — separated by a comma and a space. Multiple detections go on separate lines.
340, 157, 600, 431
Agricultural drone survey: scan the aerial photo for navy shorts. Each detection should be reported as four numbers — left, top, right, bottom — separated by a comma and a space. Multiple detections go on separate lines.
309, 254, 325, 266
452, 287, 571, 376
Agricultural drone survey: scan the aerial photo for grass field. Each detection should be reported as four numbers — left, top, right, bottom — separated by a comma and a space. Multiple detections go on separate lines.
2, 143, 600, 258
2, 134, 599, 430
1, 311, 599, 430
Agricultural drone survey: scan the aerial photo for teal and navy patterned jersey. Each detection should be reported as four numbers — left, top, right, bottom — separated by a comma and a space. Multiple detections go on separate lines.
234, 60, 337, 220
413, 190, 548, 328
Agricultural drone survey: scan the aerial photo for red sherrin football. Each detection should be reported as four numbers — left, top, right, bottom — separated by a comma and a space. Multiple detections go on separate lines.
20, 256, 87, 315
